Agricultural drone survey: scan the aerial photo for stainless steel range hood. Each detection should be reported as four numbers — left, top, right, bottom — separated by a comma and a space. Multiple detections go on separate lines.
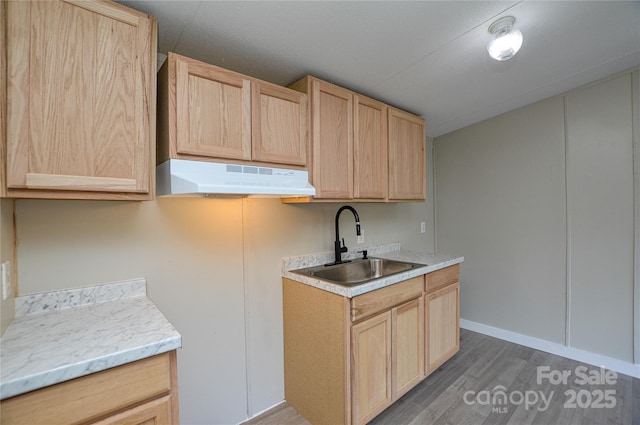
156, 159, 316, 197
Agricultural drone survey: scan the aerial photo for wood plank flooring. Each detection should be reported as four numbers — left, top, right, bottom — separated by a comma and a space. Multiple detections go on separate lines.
245, 329, 639, 425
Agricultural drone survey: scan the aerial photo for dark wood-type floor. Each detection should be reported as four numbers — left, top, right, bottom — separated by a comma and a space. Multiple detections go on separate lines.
246, 329, 639, 425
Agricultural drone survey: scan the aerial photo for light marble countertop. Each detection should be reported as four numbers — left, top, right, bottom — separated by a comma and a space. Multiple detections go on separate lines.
0, 279, 181, 400
282, 243, 464, 297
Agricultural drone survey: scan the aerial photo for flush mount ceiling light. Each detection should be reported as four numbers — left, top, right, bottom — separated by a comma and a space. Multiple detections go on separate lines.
487, 16, 523, 61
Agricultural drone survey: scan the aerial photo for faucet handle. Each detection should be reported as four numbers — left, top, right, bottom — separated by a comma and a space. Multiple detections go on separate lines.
340, 238, 348, 253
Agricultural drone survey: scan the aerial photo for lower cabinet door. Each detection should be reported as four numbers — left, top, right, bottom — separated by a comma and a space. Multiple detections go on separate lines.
426, 282, 460, 375
392, 298, 424, 398
91, 396, 171, 425
351, 311, 392, 425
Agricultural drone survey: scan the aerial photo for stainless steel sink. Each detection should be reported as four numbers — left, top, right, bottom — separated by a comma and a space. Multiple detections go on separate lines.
290, 257, 426, 287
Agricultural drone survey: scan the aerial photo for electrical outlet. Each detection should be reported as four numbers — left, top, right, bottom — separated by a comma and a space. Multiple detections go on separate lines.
357, 230, 365, 244
420, 222, 426, 234
2, 261, 12, 301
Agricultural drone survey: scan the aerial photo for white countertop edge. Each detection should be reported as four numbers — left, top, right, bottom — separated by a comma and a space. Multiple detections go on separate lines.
0, 336, 181, 400
282, 247, 464, 298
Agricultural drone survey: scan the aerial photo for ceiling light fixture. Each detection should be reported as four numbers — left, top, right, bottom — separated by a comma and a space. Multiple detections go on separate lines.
487, 16, 523, 61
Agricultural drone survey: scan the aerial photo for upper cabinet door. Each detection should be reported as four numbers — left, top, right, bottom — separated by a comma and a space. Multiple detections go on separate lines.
311, 79, 353, 199
173, 54, 251, 161
252, 81, 307, 166
354, 96, 387, 200
388, 108, 426, 201
286, 75, 426, 203
5, 0, 156, 199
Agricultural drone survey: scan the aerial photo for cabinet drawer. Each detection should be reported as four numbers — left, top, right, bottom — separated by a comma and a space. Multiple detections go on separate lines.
90, 395, 171, 425
425, 265, 459, 293
352, 276, 424, 322
0, 353, 172, 425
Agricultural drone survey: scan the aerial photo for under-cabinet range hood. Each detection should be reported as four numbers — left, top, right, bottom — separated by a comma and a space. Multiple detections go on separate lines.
156, 159, 316, 197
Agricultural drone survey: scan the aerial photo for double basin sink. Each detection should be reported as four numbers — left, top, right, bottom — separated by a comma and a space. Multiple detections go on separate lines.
290, 257, 426, 287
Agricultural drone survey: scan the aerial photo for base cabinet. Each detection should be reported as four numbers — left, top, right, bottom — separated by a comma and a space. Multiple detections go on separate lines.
352, 297, 424, 425
392, 298, 424, 399
426, 282, 460, 374
351, 311, 392, 425
284, 266, 458, 425
0, 351, 179, 425
424, 265, 460, 376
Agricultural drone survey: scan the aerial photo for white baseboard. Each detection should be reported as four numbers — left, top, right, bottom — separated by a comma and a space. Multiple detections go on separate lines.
240, 400, 286, 425
460, 319, 640, 379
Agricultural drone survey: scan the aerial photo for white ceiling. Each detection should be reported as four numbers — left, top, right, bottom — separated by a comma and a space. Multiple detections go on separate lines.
118, 1, 640, 137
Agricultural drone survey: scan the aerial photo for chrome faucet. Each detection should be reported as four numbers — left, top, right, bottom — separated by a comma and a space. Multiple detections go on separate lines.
328, 205, 361, 266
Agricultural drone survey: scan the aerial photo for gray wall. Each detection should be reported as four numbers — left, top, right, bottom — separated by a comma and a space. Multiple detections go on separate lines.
435, 70, 637, 363
565, 74, 635, 360
13, 140, 435, 425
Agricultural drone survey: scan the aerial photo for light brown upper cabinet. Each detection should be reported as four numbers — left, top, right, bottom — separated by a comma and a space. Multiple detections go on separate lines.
289, 76, 354, 198
157, 53, 307, 168
3, 0, 157, 200
388, 108, 426, 201
354, 95, 387, 200
170, 54, 252, 161
252, 82, 307, 166
287, 76, 425, 202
